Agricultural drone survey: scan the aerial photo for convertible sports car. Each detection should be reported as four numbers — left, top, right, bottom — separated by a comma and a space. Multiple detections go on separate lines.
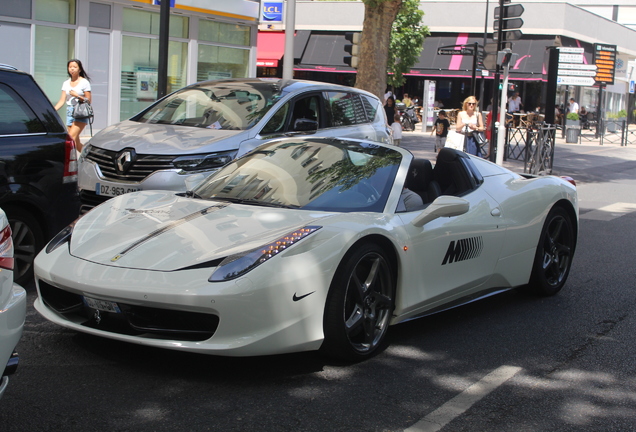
34, 137, 578, 361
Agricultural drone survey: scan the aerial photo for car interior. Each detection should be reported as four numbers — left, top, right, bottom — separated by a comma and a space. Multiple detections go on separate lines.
405, 148, 483, 205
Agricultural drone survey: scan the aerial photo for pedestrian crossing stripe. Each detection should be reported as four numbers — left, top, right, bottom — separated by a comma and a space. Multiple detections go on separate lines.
579, 202, 636, 221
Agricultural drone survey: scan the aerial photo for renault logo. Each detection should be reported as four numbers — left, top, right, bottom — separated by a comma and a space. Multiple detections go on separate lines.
115, 149, 136, 174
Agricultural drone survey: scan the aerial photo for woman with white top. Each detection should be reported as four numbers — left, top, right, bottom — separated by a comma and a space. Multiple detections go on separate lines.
456, 96, 484, 157
54, 59, 92, 152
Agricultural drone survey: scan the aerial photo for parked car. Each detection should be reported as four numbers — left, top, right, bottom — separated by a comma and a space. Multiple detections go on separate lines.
0, 64, 80, 285
78, 79, 392, 213
0, 207, 26, 399
35, 138, 578, 361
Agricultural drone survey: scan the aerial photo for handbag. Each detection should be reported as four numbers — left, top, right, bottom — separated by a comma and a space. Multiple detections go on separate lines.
473, 131, 487, 146
72, 99, 94, 120
445, 130, 465, 150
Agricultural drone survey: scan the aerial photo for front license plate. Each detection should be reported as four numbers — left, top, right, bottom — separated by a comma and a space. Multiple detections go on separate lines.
83, 296, 122, 313
95, 182, 141, 197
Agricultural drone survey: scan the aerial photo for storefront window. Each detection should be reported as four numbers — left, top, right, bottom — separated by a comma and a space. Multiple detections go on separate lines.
122, 8, 188, 38
197, 45, 249, 82
35, 0, 76, 24
120, 36, 188, 120
199, 21, 250, 46
33, 26, 74, 108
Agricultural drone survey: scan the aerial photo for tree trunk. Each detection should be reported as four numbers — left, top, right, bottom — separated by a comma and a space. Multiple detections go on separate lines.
356, 0, 403, 101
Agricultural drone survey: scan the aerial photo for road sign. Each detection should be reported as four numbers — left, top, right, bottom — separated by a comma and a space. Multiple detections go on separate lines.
630, 80, 635, 94
559, 54, 584, 64
558, 47, 584, 54
558, 69, 596, 77
494, 18, 523, 31
556, 76, 595, 86
493, 30, 522, 41
593, 43, 617, 85
558, 63, 597, 71
437, 47, 474, 55
494, 4, 524, 19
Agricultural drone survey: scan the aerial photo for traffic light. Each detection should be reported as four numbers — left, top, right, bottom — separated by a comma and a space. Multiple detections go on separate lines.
493, 3, 524, 41
343, 32, 360, 68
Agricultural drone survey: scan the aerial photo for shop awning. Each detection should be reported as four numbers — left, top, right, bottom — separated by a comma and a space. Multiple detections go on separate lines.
257, 31, 285, 67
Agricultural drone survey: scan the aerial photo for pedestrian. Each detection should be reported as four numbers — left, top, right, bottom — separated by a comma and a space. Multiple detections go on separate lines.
568, 98, 579, 114
402, 93, 413, 108
54, 59, 92, 152
391, 113, 403, 146
431, 110, 450, 153
456, 96, 484, 157
384, 96, 396, 126
507, 92, 523, 113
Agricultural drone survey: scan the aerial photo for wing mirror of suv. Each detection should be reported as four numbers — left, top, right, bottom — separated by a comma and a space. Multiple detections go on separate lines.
293, 119, 318, 132
411, 196, 470, 227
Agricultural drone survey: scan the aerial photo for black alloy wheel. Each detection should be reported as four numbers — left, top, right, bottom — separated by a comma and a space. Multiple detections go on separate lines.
529, 206, 575, 296
6, 207, 44, 286
321, 243, 395, 361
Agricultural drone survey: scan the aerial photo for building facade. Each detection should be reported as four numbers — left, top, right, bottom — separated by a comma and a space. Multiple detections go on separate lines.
0, 0, 260, 130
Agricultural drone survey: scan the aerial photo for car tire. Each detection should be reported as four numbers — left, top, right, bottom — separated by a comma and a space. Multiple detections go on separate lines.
528, 206, 575, 296
5, 206, 44, 286
321, 243, 395, 361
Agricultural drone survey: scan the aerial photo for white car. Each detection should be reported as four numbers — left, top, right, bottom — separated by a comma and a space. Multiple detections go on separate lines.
0, 208, 26, 398
34, 138, 578, 361
78, 79, 392, 213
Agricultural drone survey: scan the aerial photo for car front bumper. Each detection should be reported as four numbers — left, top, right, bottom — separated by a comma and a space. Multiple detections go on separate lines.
0, 283, 26, 399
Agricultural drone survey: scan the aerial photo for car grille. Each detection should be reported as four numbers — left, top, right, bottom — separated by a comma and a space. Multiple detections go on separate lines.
39, 281, 219, 342
86, 146, 177, 182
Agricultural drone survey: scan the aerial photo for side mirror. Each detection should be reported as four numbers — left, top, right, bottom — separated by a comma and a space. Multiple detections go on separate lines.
411, 196, 470, 227
293, 119, 318, 132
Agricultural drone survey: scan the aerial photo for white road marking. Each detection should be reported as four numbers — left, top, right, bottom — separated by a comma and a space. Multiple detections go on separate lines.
579, 202, 636, 221
404, 365, 522, 432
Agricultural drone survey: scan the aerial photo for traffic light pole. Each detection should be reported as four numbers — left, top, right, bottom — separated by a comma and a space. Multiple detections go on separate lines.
489, 0, 505, 163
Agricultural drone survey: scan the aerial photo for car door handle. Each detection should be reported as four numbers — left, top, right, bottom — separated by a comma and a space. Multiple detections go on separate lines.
491, 208, 501, 217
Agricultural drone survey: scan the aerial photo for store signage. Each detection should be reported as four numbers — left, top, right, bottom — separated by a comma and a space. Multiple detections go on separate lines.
261, 1, 283, 23
593, 43, 617, 86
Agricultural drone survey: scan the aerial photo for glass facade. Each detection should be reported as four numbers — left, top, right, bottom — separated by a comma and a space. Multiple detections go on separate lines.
34, 26, 75, 111
35, 0, 76, 24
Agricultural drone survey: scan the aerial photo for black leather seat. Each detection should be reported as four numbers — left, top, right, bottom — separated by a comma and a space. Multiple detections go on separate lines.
405, 159, 442, 204
434, 148, 475, 196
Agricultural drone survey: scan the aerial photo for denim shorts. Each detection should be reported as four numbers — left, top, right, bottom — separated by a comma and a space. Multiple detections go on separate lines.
66, 105, 88, 127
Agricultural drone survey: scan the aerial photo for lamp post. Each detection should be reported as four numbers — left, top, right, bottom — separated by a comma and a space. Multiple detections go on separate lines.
282, 0, 296, 81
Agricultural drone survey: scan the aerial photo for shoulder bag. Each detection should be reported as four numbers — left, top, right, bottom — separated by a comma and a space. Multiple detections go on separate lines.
72, 99, 94, 120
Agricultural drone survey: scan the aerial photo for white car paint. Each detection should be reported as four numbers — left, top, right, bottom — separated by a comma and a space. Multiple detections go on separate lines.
34, 138, 578, 359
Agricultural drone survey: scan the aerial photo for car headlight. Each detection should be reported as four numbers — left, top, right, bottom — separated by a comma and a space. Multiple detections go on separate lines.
173, 151, 237, 172
46, 218, 81, 254
209, 226, 321, 282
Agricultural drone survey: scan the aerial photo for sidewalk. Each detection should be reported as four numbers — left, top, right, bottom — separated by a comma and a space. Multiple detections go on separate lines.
400, 125, 635, 177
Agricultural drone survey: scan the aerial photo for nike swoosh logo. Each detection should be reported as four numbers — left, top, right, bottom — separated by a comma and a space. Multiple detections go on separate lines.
292, 291, 315, 302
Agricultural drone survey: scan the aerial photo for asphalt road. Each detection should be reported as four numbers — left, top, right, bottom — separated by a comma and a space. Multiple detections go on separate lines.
2, 133, 636, 431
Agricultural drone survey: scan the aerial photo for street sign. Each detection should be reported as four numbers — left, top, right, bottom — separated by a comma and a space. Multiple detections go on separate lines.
493, 18, 524, 31
558, 47, 584, 54
593, 43, 617, 85
558, 69, 597, 77
559, 54, 584, 64
556, 76, 595, 86
494, 4, 524, 19
558, 63, 597, 70
630, 80, 635, 94
493, 30, 522, 41
437, 47, 474, 55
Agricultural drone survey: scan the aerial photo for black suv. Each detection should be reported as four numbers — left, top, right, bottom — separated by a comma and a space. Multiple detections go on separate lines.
0, 65, 80, 285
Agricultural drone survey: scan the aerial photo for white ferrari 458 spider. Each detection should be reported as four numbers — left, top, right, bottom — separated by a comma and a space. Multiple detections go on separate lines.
34, 137, 578, 361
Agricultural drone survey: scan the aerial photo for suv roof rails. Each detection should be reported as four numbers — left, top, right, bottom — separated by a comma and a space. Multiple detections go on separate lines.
0, 64, 19, 71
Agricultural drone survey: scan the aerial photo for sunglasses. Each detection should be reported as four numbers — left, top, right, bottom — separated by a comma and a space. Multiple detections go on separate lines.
467, 102, 476, 105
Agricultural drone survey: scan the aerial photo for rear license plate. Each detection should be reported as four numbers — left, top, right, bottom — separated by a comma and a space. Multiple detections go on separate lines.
95, 182, 141, 197
83, 296, 122, 313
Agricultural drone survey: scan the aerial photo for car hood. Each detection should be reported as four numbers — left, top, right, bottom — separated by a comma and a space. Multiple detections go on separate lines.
70, 191, 332, 271
88, 120, 245, 154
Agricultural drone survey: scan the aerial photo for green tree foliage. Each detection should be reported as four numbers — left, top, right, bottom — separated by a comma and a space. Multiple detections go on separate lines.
387, 0, 429, 88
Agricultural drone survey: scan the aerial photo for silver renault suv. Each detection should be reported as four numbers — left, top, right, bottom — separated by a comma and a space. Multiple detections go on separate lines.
78, 79, 392, 212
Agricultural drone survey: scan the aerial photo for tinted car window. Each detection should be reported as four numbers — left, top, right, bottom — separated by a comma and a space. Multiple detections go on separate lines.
326, 92, 367, 127
134, 81, 285, 130
0, 83, 46, 134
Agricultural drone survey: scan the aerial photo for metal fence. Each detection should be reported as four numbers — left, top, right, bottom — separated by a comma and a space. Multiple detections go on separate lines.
580, 119, 633, 146
503, 123, 556, 175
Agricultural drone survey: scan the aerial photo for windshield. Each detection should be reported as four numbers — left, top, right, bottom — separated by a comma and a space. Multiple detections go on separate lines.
133, 80, 285, 130
192, 138, 402, 212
